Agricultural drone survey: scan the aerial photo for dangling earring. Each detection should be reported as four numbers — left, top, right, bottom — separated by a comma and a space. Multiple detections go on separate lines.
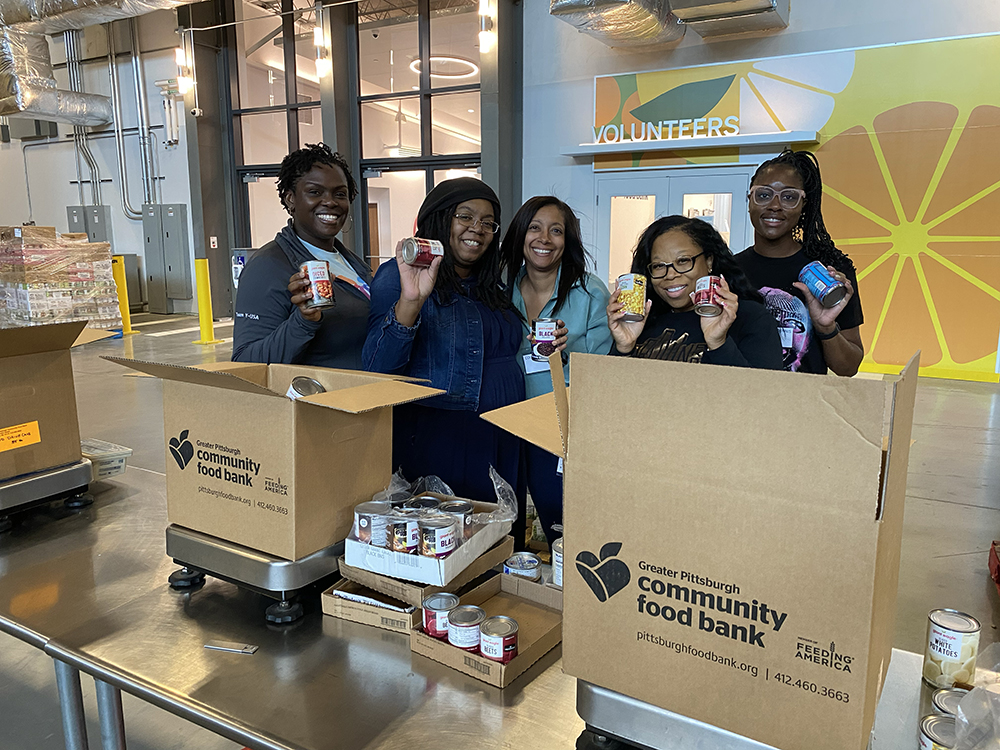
340, 212, 354, 235
792, 223, 804, 244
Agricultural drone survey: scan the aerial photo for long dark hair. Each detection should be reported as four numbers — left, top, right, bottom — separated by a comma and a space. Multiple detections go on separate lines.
415, 202, 510, 311
631, 216, 764, 317
752, 149, 855, 273
500, 196, 591, 317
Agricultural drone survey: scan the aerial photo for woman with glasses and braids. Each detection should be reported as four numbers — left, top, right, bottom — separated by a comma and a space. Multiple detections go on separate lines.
364, 178, 526, 519
608, 216, 782, 369
736, 149, 864, 375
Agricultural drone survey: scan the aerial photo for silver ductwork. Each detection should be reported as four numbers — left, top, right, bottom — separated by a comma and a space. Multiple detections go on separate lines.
669, 0, 789, 36
0, 0, 198, 36
550, 0, 684, 48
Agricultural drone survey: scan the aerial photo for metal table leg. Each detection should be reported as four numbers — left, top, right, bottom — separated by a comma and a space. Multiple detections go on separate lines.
94, 679, 127, 750
54, 659, 90, 750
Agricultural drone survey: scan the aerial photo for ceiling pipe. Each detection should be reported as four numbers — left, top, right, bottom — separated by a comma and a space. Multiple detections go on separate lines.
128, 17, 156, 205
65, 29, 102, 205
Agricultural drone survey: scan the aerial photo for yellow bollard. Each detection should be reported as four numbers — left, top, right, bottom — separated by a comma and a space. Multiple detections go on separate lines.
193, 257, 224, 345
111, 255, 139, 335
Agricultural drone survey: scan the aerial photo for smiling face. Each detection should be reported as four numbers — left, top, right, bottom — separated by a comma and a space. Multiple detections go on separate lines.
449, 198, 496, 276
522, 204, 566, 274
749, 164, 805, 244
649, 229, 713, 312
284, 163, 351, 250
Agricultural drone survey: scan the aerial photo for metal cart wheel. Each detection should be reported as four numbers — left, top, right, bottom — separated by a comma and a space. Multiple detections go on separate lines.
168, 566, 206, 589
64, 492, 94, 509
265, 599, 303, 624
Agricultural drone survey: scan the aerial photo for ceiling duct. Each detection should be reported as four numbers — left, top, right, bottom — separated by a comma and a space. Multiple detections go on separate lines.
550, 0, 684, 48
668, 0, 789, 36
0, 0, 200, 35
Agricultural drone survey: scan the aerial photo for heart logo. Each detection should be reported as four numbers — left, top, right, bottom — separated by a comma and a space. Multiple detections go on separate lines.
168, 430, 194, 470
576, 542, 631, 602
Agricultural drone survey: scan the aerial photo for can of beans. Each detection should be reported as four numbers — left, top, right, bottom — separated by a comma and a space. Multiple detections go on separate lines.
552, 537, 563, 588
438, 499, 474, 538
923, 609, 980, 688
300, 260, 336, 309
503, 552, 541, 581
404, 495, 441, 511
918, 714, 956, 749
401, 237, 445, 267
931, 688, 968, 718
285, 376, 325, 400
693, 275, 723, 317
617, 273, 646, 322
531, 318, 558, 362
448, 605, 486, 652
352, 501, 391, 546
386, 511, 420, 554
419, 515, 457, 558
422, 592, 459, 640
798, 261, 847, 308
480, 616, 519, 663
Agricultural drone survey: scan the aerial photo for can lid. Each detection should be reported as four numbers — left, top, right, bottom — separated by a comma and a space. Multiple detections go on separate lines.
481, 615, 519, 637
932, 688, 968, 717
423, 592, 459, 611
405, 495, 441, 509
552, 537, 563, 552
354, 500, 391, 515
505, 552, 541, 570
449, 605, 485, 626
419, 514, 456, 530
401, 238, 417, 263
290, 376, 325, 397
920, 714, 956, 746
930, 609, 981, 633
438, 500, 474, 513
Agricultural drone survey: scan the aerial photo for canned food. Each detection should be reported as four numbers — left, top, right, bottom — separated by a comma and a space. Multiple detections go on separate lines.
798, 261, 847, 308
386, 511, 419, 554
438, 499, 474, 539
448, 605, 486, 651
617, 273, 647, 322
693, 275, 723, 317
422, 592, 459, 640
552, 537, 563, 588
419, 515, 458, 558
300, 260, 336, 309
919, 714, 956, 749
480, 616, 519, 663
401, 237, 445, 267
352, 501, 391, 546
923, 609, 980, 688
404, 495, 441, 510
931, 688, 968, 718
285, 376, 325, 400
503, 552, 541, 581
531, 318, 558, 362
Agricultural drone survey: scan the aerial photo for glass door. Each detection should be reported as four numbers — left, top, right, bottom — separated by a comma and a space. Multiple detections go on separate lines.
666, 172, 753, 253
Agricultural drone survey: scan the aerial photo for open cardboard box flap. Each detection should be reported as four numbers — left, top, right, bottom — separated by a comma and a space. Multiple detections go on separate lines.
0, 320, 90, 358
105, 357, 279, 397
300, 379, 444, 413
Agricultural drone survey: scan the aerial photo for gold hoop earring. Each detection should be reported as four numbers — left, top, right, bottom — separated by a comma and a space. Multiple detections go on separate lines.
340, 213, 354, 235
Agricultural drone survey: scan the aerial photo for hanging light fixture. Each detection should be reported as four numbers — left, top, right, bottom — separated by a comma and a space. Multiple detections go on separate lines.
314, 3, 331, 78
175, 41, 193, 95
478, 0, 496, 54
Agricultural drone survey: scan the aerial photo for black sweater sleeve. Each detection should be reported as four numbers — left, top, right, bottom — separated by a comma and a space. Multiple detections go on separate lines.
702, 301, 783, 370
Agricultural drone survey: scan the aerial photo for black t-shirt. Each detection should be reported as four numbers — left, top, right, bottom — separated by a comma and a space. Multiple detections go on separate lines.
735, 248, 864, 374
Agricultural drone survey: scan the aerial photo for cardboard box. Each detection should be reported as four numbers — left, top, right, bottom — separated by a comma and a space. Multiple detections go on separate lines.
321, 579, 420, 635
410, 573, 563, 688
502, 569, 563, 611
340, 535, 514, 606
482, 352, 919, 750
106, 359, 443, 560
0, 321, 112, 481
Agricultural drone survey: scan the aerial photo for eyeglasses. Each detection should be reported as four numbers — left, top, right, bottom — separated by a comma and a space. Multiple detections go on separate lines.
749, 186, 806, 209
454, 213, 500, 234
646, 252, 705, 279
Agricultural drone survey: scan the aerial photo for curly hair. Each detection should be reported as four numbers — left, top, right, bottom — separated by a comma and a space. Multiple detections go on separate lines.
500, 196, 591, 317
752, 149, 855, 273
277, 142, 357, 213
631, 216, 764, 318
416, 202, 512, 312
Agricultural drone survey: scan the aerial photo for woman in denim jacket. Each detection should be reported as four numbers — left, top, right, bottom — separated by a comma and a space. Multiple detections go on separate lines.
363, 178, 526, 520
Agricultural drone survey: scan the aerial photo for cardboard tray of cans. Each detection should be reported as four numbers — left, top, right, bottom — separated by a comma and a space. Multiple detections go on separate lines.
340, 535, 514, 607
321, 579, 421, 635
343, 495, 512, 586
410, 572, 563, 688
502, 567, 563, 612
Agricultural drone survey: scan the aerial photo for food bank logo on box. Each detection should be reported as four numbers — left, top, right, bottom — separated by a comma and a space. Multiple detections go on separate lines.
576, 542, 631, 602
168, 430, 261, 488
169, 430, 194, 469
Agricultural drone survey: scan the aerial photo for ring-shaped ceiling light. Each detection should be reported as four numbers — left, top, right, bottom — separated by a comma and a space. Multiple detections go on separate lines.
408, 56, 480, 79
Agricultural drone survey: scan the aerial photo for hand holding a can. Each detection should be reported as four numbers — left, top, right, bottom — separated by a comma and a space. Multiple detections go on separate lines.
287, 269, 323, 322
695, 275, 738, 350
527, 319, 569, 354
793, 264, 854, 334
607, 286, 652, 355
394, 238, 443, 327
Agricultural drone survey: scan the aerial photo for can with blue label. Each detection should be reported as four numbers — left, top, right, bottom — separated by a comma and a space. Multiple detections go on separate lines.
798, 261, 847, 308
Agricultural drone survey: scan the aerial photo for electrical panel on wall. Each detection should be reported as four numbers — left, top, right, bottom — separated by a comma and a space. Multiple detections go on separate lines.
143, 203, 193, 314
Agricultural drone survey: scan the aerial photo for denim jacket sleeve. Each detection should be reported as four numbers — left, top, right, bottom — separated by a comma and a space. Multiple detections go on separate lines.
363, 261, 421, 374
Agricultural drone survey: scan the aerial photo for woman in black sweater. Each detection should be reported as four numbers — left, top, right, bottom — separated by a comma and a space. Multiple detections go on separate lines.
607, 216, 782, 369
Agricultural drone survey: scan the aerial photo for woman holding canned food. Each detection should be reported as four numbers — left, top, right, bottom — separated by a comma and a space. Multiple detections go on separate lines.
608, 216, 782, 369
500, 196, 612, 546
363, 178, 526, 523
735, 149, 864, 375
232, 143, 373, 368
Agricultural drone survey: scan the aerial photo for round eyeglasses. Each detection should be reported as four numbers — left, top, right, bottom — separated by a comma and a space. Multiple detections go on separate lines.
647, 252, 705, 279
749, 186, 806, 209
453, 213, 500, 234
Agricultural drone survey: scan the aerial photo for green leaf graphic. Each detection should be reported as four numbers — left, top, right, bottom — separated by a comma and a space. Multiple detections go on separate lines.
612, 74, 638, 127
629, 75, 736, 124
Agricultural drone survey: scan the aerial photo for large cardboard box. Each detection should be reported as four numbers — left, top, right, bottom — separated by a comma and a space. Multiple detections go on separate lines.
107, 359, 443, 560
482, 353, 919, 750
0, 321, 111, 481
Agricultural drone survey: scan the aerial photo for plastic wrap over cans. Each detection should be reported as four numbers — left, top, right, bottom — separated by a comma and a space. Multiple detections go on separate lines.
0, 0, 200, 35
549, 0, 684, 47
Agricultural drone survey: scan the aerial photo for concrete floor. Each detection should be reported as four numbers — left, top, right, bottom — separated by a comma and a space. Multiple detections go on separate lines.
2, 311, 999, 749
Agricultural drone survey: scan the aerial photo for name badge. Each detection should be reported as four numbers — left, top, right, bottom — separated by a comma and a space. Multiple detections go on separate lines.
557, 457, 564, 475
779, 327, 794, 348
523, 353, 550, 374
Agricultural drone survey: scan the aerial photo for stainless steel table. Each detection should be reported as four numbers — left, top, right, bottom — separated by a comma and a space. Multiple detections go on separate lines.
0, 468, 933, 750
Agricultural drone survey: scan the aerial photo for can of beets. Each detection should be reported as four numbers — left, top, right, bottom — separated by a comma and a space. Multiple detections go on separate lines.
401, 237, 445, 267
693, 275, 722, 317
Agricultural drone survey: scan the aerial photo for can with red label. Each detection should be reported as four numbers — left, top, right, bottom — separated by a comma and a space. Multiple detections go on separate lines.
422, 592, 459, 640
531, 318, 558, 362
617, 273, 646, 322
401, 237, 445, 267
448, 605, 485, 652
798, 261, 847, 308
419, 515, 457, 558
480, 616, 518, 663
386, 511, 419, 554
300, 260, 336, 309
693, 275, 723, 317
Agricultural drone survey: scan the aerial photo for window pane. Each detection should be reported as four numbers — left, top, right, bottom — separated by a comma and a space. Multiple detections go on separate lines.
234, 0, 286, 108
433, 168, 480, 187
683, 193, 733, 247
298, 103, 322, 147
431, 91, 480, 155
358, 7, 419, 96
430, 0, 480, 89
242, 111, 288, 165
365, 170, 427, 267
361, 98, 422, 159
248, 177, 286, 249
609, 195, 656, 288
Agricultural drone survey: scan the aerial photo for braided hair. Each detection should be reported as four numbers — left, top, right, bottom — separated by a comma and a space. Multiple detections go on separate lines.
277, 142, 357, 213
752, 149, 855, 274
